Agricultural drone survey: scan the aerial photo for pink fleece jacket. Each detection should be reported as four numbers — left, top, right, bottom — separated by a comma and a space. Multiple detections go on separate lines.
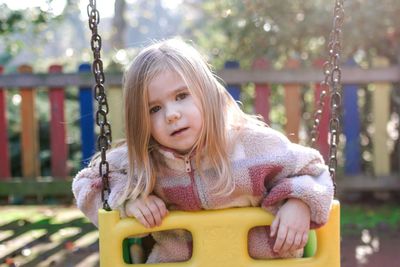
72, 125, 334, 263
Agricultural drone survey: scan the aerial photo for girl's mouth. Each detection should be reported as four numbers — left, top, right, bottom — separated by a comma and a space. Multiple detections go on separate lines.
171, 127, 189, 136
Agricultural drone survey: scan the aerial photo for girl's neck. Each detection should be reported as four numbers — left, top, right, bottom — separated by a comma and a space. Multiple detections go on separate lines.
157, 144, 196, 158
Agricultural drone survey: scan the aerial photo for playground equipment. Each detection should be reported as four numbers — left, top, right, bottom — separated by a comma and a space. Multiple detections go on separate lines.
85, 0, 344, 266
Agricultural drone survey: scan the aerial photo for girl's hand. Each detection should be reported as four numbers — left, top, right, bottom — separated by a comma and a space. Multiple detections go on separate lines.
270, 198, 310, 253
125, 195, 169, 228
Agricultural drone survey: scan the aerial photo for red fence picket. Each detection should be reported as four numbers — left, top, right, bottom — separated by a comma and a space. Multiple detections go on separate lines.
49, 65, 68, 178
253, 58, 271, 124
0, 65, 11, 179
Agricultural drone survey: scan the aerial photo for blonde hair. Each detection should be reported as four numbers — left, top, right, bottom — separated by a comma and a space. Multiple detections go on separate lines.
121, 38, 265, 203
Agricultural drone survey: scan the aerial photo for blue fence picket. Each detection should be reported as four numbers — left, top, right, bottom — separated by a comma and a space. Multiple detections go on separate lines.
78, 63, 95, 167
224, 61, 241, 101
343, 59, 361, 175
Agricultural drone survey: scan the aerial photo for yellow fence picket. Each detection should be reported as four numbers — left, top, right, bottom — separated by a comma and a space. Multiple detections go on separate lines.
372, 57, 391, 176
109, 86, 124, 142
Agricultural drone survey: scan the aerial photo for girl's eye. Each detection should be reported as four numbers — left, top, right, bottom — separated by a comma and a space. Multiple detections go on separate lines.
150, 106, 161, 114
176, 92, 189, 101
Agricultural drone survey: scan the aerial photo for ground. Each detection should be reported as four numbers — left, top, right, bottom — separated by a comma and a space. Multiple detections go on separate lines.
0, 204, 399, 267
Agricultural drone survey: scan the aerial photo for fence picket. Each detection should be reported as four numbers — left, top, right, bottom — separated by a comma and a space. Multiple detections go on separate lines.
284, 59, 301, 143
312, 59, 329, 161
49, 65, 68, 178
109, 86, 124, 141
344, 83, 361, 174
372, 58, 391, 176
19, 65, 40, 178
253, 58, 271, 124
0, 65, 11, 179
78, 63, 95, 167
224, 61, 241, 101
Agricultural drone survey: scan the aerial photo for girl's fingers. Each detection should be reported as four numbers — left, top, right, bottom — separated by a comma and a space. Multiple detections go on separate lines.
154, 197, 169, 218
290, 232, 303, 251
273, 223, 287, 252
132, 207, 150, 228
281, 228, 295, 252
270, 215, 280, 237
301, 232, 309, 249
125, 195, 168, 228
147, 201, 162, 226
141, 203, 157, 227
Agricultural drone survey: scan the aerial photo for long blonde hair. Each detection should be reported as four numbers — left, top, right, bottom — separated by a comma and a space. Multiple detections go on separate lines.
121, 38, 265, 203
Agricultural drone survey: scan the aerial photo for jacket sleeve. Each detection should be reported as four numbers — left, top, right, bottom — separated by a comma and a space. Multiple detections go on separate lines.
242, 126, 334, 228
72, 145, 131, 227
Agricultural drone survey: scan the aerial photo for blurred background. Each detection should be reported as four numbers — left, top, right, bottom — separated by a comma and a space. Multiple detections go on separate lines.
0, 0, 399, 266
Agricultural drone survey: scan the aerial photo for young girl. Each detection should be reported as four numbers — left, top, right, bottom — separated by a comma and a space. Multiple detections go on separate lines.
72, 38, 334, 263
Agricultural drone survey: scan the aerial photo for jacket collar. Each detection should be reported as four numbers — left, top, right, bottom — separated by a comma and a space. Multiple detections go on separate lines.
154, 145, 198, 173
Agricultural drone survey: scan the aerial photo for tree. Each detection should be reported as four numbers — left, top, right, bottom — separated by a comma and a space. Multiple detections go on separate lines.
111, 0, 127, 50
184, 0, 400, 68
0, 3, 62, 65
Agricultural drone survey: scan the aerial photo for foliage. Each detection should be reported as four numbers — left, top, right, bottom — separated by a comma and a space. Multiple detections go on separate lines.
0, 3, 63, 65
184, 0, 400, 68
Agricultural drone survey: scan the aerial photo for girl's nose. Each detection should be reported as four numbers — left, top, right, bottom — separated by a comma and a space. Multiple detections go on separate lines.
166, 108, 181, 123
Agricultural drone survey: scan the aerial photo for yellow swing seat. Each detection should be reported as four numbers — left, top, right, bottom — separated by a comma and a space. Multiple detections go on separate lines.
98, 200, 340, 267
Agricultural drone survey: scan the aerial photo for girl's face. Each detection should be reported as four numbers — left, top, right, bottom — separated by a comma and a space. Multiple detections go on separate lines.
147, 70, 203, 154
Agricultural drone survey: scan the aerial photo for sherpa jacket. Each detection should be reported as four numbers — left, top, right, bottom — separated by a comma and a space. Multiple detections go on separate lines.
72, 125, 334, 263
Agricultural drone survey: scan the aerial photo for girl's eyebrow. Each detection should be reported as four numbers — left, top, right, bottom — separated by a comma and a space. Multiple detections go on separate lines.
148, 86, 188, 106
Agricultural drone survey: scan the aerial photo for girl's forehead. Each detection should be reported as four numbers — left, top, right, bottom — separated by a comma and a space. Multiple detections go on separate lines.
149, 70, 184, 86
147, 70, 188, 99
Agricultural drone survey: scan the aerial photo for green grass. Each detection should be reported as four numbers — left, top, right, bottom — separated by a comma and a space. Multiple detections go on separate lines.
340, 203, 400, 235
2, 204, 400, 237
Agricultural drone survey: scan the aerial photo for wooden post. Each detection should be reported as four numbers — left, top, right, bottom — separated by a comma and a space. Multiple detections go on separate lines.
371, 57, 391, 176
109, 85, 124, 141
19, 65, 40, 178
313, 59, 329, 161
0, 65, 11, 179
252, 58, 271, 124
224, 61, 241, 101
49, 65, 68, 178
284, 59, 301, 143
79, 63, 95, 167
343, 59, 361, 175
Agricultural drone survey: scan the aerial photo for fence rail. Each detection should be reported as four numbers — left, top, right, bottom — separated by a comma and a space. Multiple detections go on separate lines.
1, 61, 399, 202
1, 66, 400, 87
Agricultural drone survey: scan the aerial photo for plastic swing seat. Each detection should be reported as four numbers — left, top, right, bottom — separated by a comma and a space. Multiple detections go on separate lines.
98, 200, 340, 267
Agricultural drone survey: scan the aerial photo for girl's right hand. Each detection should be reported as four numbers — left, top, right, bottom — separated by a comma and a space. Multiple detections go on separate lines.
125, 195, 169, 228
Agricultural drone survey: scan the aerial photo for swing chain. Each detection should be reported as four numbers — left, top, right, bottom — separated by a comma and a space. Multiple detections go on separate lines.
88, 0, 112, 211
311, 0, 344, 194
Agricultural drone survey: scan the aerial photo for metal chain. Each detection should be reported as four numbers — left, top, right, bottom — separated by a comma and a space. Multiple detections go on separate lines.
310, 0, 344, 195
87, 0, 112, 211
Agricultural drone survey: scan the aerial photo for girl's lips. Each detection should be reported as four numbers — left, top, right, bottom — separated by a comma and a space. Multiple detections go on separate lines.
171, 127, 189, 136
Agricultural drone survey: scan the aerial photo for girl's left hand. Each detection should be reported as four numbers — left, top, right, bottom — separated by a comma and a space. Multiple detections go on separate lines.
270, 198, 311, 253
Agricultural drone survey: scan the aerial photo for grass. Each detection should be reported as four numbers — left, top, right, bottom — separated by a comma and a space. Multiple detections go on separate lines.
1, 203, 400, 235
340, 203, 400, 235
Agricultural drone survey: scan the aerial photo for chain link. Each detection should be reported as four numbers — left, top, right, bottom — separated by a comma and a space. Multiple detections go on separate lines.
311, 0, 344, 195
87, 0, 112, 211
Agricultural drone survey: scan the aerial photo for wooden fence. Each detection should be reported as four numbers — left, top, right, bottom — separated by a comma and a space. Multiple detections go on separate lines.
0, 59, 400, 202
